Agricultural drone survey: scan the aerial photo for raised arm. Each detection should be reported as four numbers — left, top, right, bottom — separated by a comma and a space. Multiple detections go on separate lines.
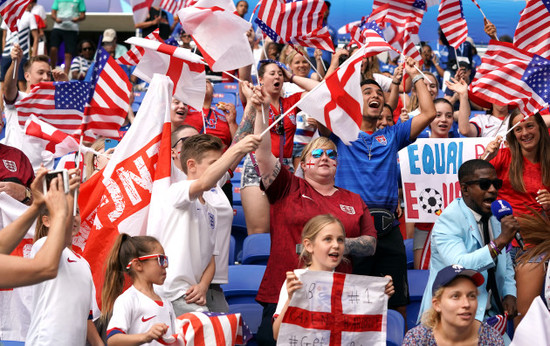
406, 57, 436, 140
446, 77, 477, 137
3, 44, 22, 103
387, 64, 403, 112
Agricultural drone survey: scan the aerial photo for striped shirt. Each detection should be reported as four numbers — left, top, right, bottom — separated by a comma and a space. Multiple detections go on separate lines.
1, 11, 37, 57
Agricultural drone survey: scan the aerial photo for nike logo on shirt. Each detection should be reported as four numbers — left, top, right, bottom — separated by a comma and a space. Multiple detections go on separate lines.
67, 258, 77, 263
301, 194, 313, 201
142, 315, 156, 322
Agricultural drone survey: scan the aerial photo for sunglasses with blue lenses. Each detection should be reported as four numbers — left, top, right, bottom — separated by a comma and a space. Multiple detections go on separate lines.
310, 148, 337, 160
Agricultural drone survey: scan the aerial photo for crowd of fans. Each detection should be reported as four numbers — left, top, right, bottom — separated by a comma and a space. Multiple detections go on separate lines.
0, 1, 550, 345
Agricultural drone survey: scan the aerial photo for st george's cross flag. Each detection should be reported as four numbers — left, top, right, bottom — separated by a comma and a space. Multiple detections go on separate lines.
24, 114, 80, 157
296, 30, 393, 145
278, 271, 389, 345
117, 29, 163, 66
79, 74, 173, 301
514, 0, 550, 59
126, 36, 206, 110
438, 0, 468, 49
470, 40, 550, 117
130, 0, 160, 24
177, 0, 254, 72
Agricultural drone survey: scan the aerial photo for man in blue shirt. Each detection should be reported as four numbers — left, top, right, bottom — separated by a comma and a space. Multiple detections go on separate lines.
321, 57, 436, 319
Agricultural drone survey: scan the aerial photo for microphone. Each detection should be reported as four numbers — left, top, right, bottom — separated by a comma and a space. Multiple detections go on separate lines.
491, 200, 525, 250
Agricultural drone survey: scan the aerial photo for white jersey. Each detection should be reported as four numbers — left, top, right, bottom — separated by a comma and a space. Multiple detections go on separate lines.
469, 113, 510, 138
274, 268, 308, 318
26, 237, 99, 346
1, 12, 37, 58
107, 286, 176, 345
152, 174, 229, 301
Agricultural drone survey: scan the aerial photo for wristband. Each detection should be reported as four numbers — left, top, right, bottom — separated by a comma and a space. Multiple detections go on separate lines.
392, 80, 401, 85
411, 74, 423, 85
488, 243, 497, 257
490, 240, 502, 255
290, 74, 295, 83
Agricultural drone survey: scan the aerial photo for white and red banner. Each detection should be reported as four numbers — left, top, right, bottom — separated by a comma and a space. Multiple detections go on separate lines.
126, 36, 206, 110
24, 115, 79, 158
78, 74, 173, 301
278, 271, 389, 345
177, 0, 254, 72
398, 137, 491, 222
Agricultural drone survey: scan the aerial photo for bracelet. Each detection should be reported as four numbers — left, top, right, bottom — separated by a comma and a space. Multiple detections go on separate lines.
490, 240, 502, 255
392, 80, 401, 85
411, 74, 423, 85
488, 243, 498, 257
290, 74, 295, 83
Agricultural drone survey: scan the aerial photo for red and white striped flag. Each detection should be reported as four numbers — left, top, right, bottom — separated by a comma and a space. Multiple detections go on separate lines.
130, 0, 160, 24
469, 40, 548, 117
438, 0, 468, 49
79, 74, 173, 302
514, 0, 550, 59
24, 114, 79, 157
296, 30, 393, 145
117, 29, 163, 66
159, 0, 184, 14
257, 0, 335, 52
372, 0, 426, 34
126, 36, 206, 110
177, 0, 254, 72
486, 313, 508, 336
337, 20, 361, 35
402, 27, 421, 61
0, 0, 32, 32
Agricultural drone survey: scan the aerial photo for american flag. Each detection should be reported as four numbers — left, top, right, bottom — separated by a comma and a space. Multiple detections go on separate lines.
337, 20, 361, 35
514, 0, 550, 59
256, 0, 335, 52
350, 20, 385, 47
372, 0, 426, 34
470, 40, 549, 117
367, 2, 389, 26
15, 81, 91, 135
0, 0, 32, 32
438, 0, 468, 49
117, 29, 163, 66
159, 0, 184, 14
402, 27, 421, 61
486, 313, 508, 336
83, 47, 132, 141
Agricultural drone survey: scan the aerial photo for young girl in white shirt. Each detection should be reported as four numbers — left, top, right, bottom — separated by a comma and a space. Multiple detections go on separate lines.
272, 214, 396, 340
102, 233, 176, 345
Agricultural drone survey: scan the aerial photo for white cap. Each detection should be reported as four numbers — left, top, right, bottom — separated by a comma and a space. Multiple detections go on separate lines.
102, 28, 116, 43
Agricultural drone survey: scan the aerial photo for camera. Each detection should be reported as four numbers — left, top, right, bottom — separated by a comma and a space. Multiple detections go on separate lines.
43, 169, 70, 195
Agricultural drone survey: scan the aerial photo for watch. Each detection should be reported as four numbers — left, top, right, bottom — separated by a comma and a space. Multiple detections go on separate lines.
21, 187, 32, 204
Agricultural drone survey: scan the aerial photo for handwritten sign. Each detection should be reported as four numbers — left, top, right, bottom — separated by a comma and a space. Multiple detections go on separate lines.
398, 137, 492, 222
277, 271, 389, 346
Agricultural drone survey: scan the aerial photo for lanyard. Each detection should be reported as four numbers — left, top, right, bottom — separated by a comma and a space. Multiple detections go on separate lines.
270, 101, 285, 162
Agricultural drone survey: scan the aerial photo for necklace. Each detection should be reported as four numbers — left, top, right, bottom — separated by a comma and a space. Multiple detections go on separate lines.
360, 132, 374, 160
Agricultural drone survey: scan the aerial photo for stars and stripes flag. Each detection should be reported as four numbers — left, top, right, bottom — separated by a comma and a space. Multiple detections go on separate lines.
159, 0, 184, 14
296, 28, 393, 145
514, 0, 550, 59
0, 0, 32, 32
177, 0, 255, 72
337, 20, 361, 35
402, 26, 421, 61
126, 36, 206, 110
438, 0, 468, 49
117, 29, 163, 66
470, 40, 550, 117
350, 20, 384, 47
130, 0, 160, 24
372, 0, 426, 34
256, 0, 335, 52
486, 313, 508, 336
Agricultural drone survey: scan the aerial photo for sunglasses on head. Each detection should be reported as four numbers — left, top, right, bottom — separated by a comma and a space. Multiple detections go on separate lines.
310, 148, 337, 160
126, 254, 169, 270
463, 178, 503, 191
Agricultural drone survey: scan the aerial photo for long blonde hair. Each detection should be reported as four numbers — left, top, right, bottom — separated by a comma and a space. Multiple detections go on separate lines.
299, 214, 346, 267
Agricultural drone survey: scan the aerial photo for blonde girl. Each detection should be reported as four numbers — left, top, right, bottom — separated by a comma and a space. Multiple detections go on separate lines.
102, 234, 176, 345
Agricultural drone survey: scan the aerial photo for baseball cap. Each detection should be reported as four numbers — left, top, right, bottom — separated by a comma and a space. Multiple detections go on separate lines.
102, 28, 116, 43
432, 264, 484, 296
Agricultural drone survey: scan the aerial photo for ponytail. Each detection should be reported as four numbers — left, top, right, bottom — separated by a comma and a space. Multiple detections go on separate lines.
101, 233, 159, 322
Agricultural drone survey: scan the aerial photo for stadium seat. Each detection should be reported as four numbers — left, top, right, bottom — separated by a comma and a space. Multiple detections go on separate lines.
406, 269, 430, 330
386, 309, 405, 346
212, 92, 237, 108
221, 264, 266, 305
232, 205, 247, 229
228, 303, 263, 335
213, 82, 239, 94
404, 238, 414, 269
229, 235, 236, 265
0, 342, 25, 346
241, 234, 271, 265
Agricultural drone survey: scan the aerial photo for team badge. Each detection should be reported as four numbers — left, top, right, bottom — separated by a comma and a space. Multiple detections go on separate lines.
2, 160, 17, 172
208, 212, 216, 230
375, 135, 387, 145
339, 204, 356, 215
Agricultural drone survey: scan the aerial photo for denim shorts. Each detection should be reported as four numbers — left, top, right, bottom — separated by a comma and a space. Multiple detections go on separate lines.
241, 154, 293, 189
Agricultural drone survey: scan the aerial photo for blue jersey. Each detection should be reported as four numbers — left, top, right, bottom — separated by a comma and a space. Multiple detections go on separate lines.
332, 120, 412, 213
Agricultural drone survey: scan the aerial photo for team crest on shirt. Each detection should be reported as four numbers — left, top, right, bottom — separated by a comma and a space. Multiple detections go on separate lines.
2, 160, 17, 172
339, 204, 356, 215
375, 135, 387, 146
208, 211, 216, 230
289, 113, 296, 125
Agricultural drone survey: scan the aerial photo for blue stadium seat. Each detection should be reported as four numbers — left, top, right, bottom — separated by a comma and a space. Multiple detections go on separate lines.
232, 205, 247, 229
404, 238, 414, 269
386, 309, 405, 346
228, 303, 263, 335
229, 235, 236, 265
0, 342, 25, 346
221, 264, 266, 305
242, 234, 271, 265
406, 269, 430, 330
213, 82, 239, 94
212, 92, 237, 108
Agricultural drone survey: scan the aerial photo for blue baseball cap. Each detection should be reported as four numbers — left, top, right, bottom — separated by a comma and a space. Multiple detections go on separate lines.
432, 265, 484, 296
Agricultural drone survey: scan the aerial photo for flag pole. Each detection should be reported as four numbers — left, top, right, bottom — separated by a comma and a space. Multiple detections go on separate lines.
73, 133, 84, 216
201, 109, 207, 134
401, 55, 406, 110
12, 20, 20, 79
481, 113, 533, 160
471, 0, 487, 18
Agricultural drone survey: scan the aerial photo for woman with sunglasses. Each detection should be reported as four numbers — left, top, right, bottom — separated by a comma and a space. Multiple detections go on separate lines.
102, 233, 176, 345
483, 110, 550, 326
245, 85, 377, 345
70, 39, 95, 80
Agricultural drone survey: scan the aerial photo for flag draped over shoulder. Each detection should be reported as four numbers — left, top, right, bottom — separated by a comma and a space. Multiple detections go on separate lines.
438, 0, 468, 49
126, 36, 206, 110
514, 0, 550, 59
79, 74, 173, 301
257, 0, 334, 52
0, 0, 32, 32
469, 40, 550, 117
296, 30, 393, 145
177, 0, 254, 72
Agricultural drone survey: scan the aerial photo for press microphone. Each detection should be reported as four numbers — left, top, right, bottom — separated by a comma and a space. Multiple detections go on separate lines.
491, 200, 525, 250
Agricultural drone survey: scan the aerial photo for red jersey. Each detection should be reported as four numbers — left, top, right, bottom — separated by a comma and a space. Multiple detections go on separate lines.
268, 93, 301, 159
256, 167, 377, 304
0, 144, 34, 187
184, 107, 232, 149
491, 148, 549, 216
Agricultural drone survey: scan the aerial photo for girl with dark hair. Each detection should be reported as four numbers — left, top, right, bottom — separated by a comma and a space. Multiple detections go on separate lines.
70, 39, 95, 80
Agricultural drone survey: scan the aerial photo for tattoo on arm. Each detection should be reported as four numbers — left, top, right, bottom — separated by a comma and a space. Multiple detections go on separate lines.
233, 106, 257, 143
345, 236, 376, 257
261, 160, 281, 190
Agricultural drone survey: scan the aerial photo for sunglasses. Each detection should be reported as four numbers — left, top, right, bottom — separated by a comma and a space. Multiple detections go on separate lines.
172, 136, 190, 149
310, 148, 337, 160
126, 254, 169, 270
463, 178, 503, 191
82, 47, 93, 51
